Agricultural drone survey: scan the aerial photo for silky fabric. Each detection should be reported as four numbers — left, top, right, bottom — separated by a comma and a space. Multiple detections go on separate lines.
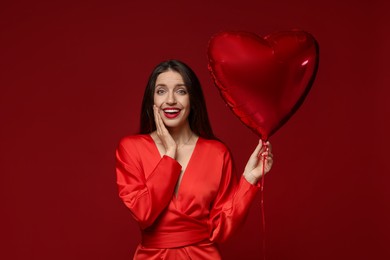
116, 135, 261, 259
134, 240, 220, 260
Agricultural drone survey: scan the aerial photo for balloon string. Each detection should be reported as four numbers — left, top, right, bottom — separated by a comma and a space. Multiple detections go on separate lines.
260, 143, 267, 260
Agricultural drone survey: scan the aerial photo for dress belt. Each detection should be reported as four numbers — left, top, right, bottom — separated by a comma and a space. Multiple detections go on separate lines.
141, 228, 211, 248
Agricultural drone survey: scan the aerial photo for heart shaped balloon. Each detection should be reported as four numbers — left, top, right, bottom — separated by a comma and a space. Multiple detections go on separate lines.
208, 30, 319, 140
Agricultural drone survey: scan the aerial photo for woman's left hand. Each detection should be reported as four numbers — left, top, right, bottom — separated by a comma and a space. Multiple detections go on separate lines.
243, 140, 274, 184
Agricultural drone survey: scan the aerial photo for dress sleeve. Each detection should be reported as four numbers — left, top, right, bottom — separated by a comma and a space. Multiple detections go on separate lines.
209, 149, 261, 243
115, 138, 182, 229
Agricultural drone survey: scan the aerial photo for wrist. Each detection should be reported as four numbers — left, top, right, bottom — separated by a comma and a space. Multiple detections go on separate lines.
243, 171, 259, 185
165, 148, 176, 159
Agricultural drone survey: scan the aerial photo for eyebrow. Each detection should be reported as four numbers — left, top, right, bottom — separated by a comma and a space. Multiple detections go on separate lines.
155, 83, 187, 88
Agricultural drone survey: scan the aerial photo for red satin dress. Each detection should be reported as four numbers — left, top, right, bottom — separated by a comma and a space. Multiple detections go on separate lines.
116, 135, 260, 260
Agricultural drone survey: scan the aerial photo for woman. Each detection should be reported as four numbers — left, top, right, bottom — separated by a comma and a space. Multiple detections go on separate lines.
116, 60, 273, 259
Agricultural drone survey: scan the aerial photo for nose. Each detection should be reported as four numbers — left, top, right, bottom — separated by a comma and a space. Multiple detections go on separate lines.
165, 91, 177, 105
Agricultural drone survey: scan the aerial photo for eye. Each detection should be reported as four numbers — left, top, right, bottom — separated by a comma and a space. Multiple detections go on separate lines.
176, 88, 188, 95
155, 88, 166, 95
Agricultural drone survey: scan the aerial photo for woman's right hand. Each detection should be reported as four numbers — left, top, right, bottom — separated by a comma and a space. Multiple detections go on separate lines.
153, 105, 177, 158
243, 139, 273, 184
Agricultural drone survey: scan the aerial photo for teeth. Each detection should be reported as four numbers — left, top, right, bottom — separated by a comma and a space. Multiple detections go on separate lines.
164, 109, 180, 113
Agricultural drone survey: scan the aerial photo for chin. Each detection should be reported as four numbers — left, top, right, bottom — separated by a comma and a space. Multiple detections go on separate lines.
162, 119, 187, 129
163, 122, 182, 129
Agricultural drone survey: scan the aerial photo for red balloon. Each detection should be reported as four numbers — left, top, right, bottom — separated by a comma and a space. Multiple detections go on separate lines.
207, 30, 319, 141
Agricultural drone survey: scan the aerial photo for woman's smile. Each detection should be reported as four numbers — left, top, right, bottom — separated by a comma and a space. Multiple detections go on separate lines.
162, 107, 182, 119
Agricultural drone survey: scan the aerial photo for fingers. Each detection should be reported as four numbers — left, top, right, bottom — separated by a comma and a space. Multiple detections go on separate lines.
153, 105, 177, 157
255, 140, 268, 158
153, 105, 164, 135
262, 141, 274, 172
259, 141, 273, 158
251, 139, 263, 159
244, 139, 275, 179
265, 141, 272, 153
252, 140, 272, 159
153, 105, 171, 139
258, 141, 274, 173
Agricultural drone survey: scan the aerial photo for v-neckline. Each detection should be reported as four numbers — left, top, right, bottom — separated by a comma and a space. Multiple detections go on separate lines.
147, 134, 201, 198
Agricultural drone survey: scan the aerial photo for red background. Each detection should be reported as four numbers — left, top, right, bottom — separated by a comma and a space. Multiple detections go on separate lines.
1, 1, 389, 259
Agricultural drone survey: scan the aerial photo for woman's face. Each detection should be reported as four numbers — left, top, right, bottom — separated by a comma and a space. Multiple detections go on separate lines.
154, 70, 191, 129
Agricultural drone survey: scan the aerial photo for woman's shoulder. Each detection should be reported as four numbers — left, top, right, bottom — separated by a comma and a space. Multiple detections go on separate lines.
118, 134, 152, 148
199, 137, 230, 154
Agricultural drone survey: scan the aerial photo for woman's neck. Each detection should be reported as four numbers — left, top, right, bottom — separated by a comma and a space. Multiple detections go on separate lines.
167, 125, 194, 145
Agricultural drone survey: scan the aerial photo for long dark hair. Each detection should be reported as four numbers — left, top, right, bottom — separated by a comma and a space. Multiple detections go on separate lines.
139, 60, 216, 139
